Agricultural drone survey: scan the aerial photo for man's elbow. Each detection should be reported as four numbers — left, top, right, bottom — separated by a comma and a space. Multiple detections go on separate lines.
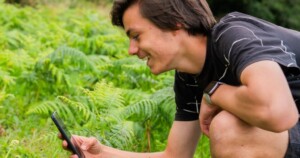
260, 107, 299, 133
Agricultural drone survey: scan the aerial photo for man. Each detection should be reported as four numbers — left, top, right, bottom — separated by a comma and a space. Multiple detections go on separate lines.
61, 0, 300, 157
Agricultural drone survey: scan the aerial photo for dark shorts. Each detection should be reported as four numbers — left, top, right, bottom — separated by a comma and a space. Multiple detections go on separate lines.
284, 120, 300, 158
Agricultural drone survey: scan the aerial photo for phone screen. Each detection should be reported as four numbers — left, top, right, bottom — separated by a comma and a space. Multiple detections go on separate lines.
51, 111, 83, 158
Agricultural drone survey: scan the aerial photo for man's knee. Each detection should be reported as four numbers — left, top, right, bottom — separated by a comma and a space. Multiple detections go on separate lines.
209, 111, 248, 140
209, 111, 246, 150
208, 111, 288, 158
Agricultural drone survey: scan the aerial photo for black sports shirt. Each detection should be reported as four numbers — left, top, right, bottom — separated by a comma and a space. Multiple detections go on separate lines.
174, 12, 300, 121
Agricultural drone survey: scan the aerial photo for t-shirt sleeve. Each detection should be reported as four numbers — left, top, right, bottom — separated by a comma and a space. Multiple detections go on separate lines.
213, 20, 299, 81
174, 71, 202, 121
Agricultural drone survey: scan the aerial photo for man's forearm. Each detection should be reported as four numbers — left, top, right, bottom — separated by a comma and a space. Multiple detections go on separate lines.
212, 83, 298, 132
100, 120, 201, 158
101, 145, 166, 158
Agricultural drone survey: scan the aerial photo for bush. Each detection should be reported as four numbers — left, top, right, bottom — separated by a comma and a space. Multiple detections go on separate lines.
4, 0, 37, 6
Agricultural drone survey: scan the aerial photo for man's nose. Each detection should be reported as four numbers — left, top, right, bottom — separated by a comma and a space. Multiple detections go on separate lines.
128, 40, 138, 55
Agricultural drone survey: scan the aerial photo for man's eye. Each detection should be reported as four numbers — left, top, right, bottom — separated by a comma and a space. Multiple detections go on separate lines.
132, 34, 139, 40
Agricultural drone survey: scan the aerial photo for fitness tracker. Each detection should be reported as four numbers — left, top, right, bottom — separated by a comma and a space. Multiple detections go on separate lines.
203, 81, 223, 105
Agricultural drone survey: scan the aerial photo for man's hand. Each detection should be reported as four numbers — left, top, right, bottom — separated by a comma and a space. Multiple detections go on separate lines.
199, 99, 221, 137
59, 134, 101, 158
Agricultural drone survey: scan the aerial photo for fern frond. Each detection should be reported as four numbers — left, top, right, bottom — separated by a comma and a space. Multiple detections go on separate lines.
150, 86, 175, 105
47, 46, 97, 72
123, 99, 158, 121
86, 80, 125, 109
121, 89, 149, 105
26, 100, 61, 115
106, 121, 136, 149
57, 96, 91, 121
0, 68, 16, 89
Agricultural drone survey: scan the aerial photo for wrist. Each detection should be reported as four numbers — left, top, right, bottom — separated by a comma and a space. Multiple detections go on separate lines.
203, 81, 223, 105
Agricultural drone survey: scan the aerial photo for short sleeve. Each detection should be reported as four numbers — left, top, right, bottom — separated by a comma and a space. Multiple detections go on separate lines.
212, 13, 299, 81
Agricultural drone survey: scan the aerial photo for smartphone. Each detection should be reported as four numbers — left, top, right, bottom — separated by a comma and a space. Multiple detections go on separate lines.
51, 111, 83, 158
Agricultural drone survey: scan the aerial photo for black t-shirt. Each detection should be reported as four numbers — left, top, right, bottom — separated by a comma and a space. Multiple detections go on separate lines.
174, 12, 300, 121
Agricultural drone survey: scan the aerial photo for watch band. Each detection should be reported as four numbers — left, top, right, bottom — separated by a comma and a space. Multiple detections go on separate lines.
203, 81, 223, 104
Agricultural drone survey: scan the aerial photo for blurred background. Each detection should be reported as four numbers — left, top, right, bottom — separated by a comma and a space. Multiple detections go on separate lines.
5, 0, 300, 30
0, 0, 299, 157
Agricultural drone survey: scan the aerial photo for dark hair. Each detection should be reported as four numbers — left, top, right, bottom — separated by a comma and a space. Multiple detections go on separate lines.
111, 0, 216, 36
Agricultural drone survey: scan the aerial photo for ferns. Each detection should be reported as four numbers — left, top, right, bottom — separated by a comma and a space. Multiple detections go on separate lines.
26, 79, 175, 151
0, 2, 181, 157
123, 100, 159, 121
86, 81, 125, 109
36, 46, 98, 76
106, 121, 136, 149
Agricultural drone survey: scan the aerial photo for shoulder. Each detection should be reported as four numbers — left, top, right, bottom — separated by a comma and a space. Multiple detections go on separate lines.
210, 12, 276, 56
212, 12, 264, 42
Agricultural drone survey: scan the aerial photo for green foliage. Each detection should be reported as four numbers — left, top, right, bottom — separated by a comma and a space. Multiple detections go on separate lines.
5, 0, 300, 30
208, 0, 300, 30
247, 0, 300, 30
0, 1, 209, 158
2, 0, 298, 157
25, 80, 175, 152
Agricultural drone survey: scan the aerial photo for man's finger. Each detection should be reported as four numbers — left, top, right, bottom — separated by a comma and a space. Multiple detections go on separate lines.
62, 140, 70, 150
58, 133, 63, 139
70, 154, 79, 158
200, 121, 209, 136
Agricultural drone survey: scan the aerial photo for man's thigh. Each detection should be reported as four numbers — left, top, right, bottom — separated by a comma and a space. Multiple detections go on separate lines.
209, 111, 289, 158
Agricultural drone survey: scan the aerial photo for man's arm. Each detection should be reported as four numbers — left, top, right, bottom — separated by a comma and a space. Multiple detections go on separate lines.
164, 120, 201, 157
211, 60, 299, 132
100, 120, 201, 158
70, 120, 201, 158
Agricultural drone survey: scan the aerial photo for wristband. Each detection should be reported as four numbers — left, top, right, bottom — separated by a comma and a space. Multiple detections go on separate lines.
203, 81, 223, 105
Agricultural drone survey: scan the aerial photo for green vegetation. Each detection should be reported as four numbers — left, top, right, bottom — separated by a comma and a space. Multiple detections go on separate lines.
3, 0, 299, 157
6, 0, 300, 30
0, 1, 210, 157
208, 0, 300, 30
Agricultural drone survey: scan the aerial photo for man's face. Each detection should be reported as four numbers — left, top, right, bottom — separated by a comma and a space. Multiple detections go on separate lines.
122, 3, 182, 75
